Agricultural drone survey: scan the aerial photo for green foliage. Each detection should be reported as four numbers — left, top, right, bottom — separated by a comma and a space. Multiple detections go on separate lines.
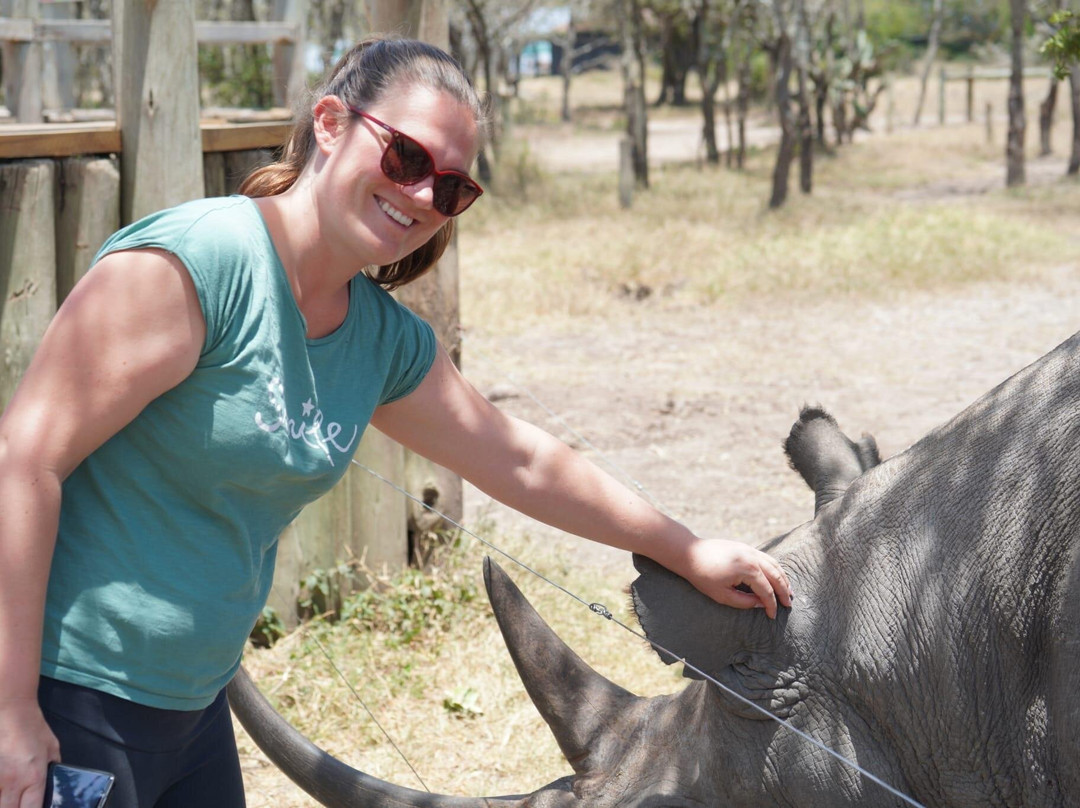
1042, 10, 1080, 79
747, 51, 772, 103
340, 561, 480, 647
298, 561, 361, 619
864, 0, 926, 44
442, 685, 484, 718
941, 0, 1011, 53
249, 605, 287, 649
198, 44, 274, 109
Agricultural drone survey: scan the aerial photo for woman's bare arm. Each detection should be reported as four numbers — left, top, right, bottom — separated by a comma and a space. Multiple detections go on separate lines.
371, 348, 793, 614
0, 249, 205, 808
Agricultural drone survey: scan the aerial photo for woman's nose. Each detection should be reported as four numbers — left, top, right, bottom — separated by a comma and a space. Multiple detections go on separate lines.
400, 174, 437, 211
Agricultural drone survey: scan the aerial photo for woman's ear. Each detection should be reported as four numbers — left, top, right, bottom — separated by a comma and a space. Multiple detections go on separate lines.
312, 95, 350, 154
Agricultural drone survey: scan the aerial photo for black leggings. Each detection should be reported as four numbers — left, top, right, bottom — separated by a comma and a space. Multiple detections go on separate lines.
38, 676, 246, 808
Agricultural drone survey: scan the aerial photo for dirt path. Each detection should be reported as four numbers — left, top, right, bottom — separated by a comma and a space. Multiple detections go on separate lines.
462, 264, 1080, 579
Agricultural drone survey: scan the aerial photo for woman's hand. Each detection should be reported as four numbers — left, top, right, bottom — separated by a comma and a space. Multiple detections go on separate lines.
0, 700, 59, 808
680, 538, 793, 619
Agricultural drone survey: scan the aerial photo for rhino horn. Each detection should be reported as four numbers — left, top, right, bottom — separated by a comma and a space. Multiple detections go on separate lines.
228, 665, 537, 807
484, 557, 639, 773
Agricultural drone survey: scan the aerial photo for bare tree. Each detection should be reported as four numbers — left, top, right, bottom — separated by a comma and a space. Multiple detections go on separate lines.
617, 0, 649, 187
767, 0, 796, 208
913, 0, 944, 125
559, 11, 576, 121
1007, 0, 1027, 186
695, 0, 732, 164
1070, 65, 1080, 173
652, 1, 695, 106
1039, 76, 1059, 154
794, 0, 813, 193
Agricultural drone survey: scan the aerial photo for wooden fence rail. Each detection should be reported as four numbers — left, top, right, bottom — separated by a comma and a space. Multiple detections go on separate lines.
0, 12, 307, 122
938, 65, 1054, 125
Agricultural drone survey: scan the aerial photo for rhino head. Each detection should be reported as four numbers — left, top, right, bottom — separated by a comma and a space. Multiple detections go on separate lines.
232, 330, 1080, 807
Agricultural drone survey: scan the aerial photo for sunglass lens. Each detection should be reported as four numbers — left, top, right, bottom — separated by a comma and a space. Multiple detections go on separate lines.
433, 176, 483, 216
384, 133, 433, 183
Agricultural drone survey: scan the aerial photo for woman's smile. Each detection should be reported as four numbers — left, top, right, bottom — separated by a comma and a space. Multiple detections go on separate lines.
376, 195, 415, 227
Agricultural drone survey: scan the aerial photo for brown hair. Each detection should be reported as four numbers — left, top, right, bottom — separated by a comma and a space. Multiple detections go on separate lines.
240, 37, 487, 290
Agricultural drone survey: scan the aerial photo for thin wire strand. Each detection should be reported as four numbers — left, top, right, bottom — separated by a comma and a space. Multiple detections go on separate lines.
265, 591, 432, 793
350, 457, 927, 808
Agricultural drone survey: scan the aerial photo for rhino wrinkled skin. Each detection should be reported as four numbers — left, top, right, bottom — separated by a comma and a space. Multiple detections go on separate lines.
228, 329, 1080, 807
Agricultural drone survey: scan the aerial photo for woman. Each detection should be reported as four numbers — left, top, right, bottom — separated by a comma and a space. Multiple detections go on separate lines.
0, 37, 791, 808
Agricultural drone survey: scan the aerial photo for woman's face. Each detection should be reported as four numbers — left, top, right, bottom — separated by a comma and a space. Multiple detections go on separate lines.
314, 82, 480, 269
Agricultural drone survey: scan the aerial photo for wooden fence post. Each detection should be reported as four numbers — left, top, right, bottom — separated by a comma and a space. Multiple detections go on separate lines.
112, 0, 204, 224
41, 0, 77, 112
55, 156, 120, 301
272, 0, 308, 109
1, 0, 44, 122
364, 0, 463, 549
938, 66, 946, 125
0, 160, 56, 409
972, 64, 980, 122
618, 135, 633, 208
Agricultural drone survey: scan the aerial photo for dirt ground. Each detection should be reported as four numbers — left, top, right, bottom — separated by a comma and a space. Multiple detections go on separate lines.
462, 258, 1080, 578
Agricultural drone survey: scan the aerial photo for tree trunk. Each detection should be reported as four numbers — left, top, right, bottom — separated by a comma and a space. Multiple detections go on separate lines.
560, 14, 575, 122
695, 3, 724, 165
1039, 77, 1058, 156
770, 30, 796, 208
618, 0, 649, 188
1006, 0, 1026, 187
913, 0, 944, 126
735, 53, 750, 170
655, 13, 692, 107
796, 63, 812, 193
1069, 65, 1080, 175
795, 0, 813, 193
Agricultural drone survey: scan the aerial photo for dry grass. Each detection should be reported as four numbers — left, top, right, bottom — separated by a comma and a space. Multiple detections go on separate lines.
459, 118, 1078, 337
238, 68, 1080, 806
238, 529, 680, 805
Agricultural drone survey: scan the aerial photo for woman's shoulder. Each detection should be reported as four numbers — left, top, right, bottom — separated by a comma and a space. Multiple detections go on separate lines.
95, 196, 260, 262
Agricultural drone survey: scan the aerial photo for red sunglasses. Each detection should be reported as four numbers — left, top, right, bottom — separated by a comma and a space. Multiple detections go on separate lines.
346, 103, 483, 217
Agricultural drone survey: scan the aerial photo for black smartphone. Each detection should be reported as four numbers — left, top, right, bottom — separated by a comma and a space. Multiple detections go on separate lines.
42, 763, 115, 808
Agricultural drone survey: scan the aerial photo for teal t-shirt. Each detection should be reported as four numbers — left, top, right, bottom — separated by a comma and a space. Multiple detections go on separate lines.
40, 196, 436, 710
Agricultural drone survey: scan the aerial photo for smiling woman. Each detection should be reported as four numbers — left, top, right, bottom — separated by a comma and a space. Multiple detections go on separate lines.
0, 35, 792, 808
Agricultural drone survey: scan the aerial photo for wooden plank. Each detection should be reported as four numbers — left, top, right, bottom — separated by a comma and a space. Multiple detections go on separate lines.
1, 1, 44, 122
194, 20, 299, 44
0, 18, 299, 44
202, 151, 226, 197
114, 0, 204, 223
0, 122, 120, 158
271, 0, 307, 108
54, 155, 120, 301
201, 121, 290, 153
0, 121, 293, 159
223, 148, 275, 194
0, 159, 56, 410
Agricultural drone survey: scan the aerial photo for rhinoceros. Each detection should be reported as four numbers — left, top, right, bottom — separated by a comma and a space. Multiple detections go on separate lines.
228, 329, 1080, 807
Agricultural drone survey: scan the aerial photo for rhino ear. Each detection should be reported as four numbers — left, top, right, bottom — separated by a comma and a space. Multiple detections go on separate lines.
631, 554, 729, 678
630, 554, 788, 682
